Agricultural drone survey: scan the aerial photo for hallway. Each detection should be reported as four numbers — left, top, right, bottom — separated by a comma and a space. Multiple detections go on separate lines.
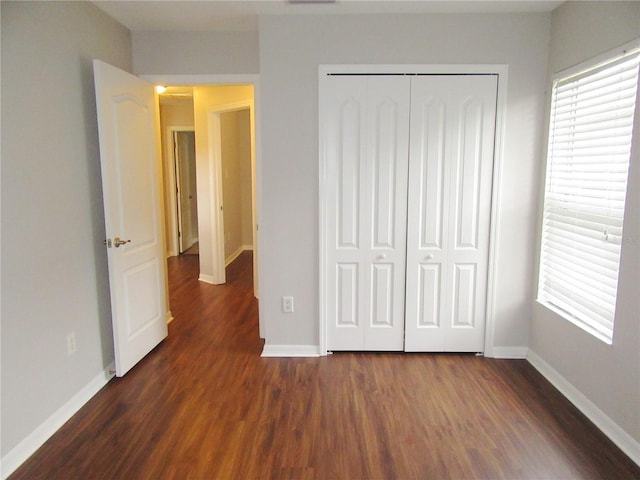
8, 251, 639, 479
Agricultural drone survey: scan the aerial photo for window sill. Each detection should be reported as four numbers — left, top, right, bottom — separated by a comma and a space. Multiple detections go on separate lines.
535, 299, 613, 346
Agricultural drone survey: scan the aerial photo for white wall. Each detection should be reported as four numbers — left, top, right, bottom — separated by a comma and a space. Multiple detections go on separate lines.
258, 13, 551, 347
530, 1, 640, 446
132, 31, 259, 75
221, 109, 252, 262
1, 0, 131, 459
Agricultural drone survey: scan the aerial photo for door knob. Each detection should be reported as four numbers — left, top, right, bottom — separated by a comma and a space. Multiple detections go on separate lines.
114, 237, 131, 248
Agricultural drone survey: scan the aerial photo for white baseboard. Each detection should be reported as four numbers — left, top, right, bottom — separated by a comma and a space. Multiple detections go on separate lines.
1, 364, 115, 479
225, 246, 245, 267
261, 344, 321, 357
198, 273, 215, 284
527, 350, 640, 467
488, 346, 528, 359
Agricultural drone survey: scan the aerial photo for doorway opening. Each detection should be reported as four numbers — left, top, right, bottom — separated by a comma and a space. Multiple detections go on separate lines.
157, 82, 261, 336
171, 128, 198, 255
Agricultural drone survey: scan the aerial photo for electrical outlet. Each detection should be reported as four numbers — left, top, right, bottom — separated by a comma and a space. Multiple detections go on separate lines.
66, 332, 77, 356
282, 296, 294, 313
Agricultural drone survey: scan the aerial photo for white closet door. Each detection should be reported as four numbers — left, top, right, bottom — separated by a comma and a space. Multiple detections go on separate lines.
325, 75, 410, 350
404, 75, 498, 352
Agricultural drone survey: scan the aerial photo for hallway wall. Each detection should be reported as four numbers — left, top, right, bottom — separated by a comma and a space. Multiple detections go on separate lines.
221, 109, 253, 263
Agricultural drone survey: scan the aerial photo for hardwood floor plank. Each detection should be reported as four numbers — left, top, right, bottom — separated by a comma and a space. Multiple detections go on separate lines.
7, 251, 640, 479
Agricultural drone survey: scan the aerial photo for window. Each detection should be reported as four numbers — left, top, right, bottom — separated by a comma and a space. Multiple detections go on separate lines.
538, 44, 640, 344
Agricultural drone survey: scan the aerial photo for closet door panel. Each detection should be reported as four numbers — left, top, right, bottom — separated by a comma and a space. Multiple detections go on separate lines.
326, 77, 367, 350
404, 92, 448, 351
365, 77, 410, 350
326, 75, 410, 351
406, 75, 497, 352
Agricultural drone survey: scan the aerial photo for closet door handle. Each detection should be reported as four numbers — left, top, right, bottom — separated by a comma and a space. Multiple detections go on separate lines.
375, 254, 387, 261
424, 254, 434, 261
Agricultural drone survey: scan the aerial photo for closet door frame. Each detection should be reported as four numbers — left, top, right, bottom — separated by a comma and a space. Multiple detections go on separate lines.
319, 64, 508, 357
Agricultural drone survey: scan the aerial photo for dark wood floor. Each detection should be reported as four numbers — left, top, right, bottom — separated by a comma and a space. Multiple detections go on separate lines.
9, 251, 640, 479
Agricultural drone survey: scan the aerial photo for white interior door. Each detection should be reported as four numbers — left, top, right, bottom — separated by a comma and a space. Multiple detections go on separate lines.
325, 75, 410, 350
404, 75, 498, 352
175, 130, 198, 252
93, 60, 168, 376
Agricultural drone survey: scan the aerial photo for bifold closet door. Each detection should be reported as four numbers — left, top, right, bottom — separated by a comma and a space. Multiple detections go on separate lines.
404, 75, 498, 352
325, 75, 410, 350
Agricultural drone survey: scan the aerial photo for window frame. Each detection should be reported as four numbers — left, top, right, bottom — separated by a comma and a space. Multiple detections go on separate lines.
536, 40, 640, 345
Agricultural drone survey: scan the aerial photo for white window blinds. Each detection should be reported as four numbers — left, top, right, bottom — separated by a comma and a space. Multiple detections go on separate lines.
538, 47, 640, 344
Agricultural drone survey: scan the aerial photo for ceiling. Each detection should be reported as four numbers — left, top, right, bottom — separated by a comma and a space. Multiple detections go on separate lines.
92, 0, 564, 32
158, 86, 194, 104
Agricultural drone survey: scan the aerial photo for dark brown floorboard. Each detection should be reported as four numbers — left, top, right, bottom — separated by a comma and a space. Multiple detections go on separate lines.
9, 251, 640, 479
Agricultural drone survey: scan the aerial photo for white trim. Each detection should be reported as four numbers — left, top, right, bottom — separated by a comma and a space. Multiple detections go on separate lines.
208, 100, 255, 284
225, 246, 245, 266
141, 74, 259, 85
319, 64, 508, 75
318, 69, 329, 356
261, 344, 321, 357
209, 100, 253, 114
0, 365, 115, 480
527, 350, 640, 466
318, 64, 509, 356
225, 246, 254, 267
207, 110, 227, 285
198, 273, 216, 285
482, 67, 509, 358
208, 100, 259, 294
488, 346, 528, 359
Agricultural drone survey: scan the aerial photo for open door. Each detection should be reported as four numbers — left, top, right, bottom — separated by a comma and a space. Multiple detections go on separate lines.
93, 60, 168, 377
174, 130, 198, 253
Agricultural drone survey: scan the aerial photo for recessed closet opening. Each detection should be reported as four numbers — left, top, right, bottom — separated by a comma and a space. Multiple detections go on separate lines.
319, 65, 508, 357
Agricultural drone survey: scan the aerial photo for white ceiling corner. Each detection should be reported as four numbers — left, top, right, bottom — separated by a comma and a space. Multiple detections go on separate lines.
92, 0, 564, 33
